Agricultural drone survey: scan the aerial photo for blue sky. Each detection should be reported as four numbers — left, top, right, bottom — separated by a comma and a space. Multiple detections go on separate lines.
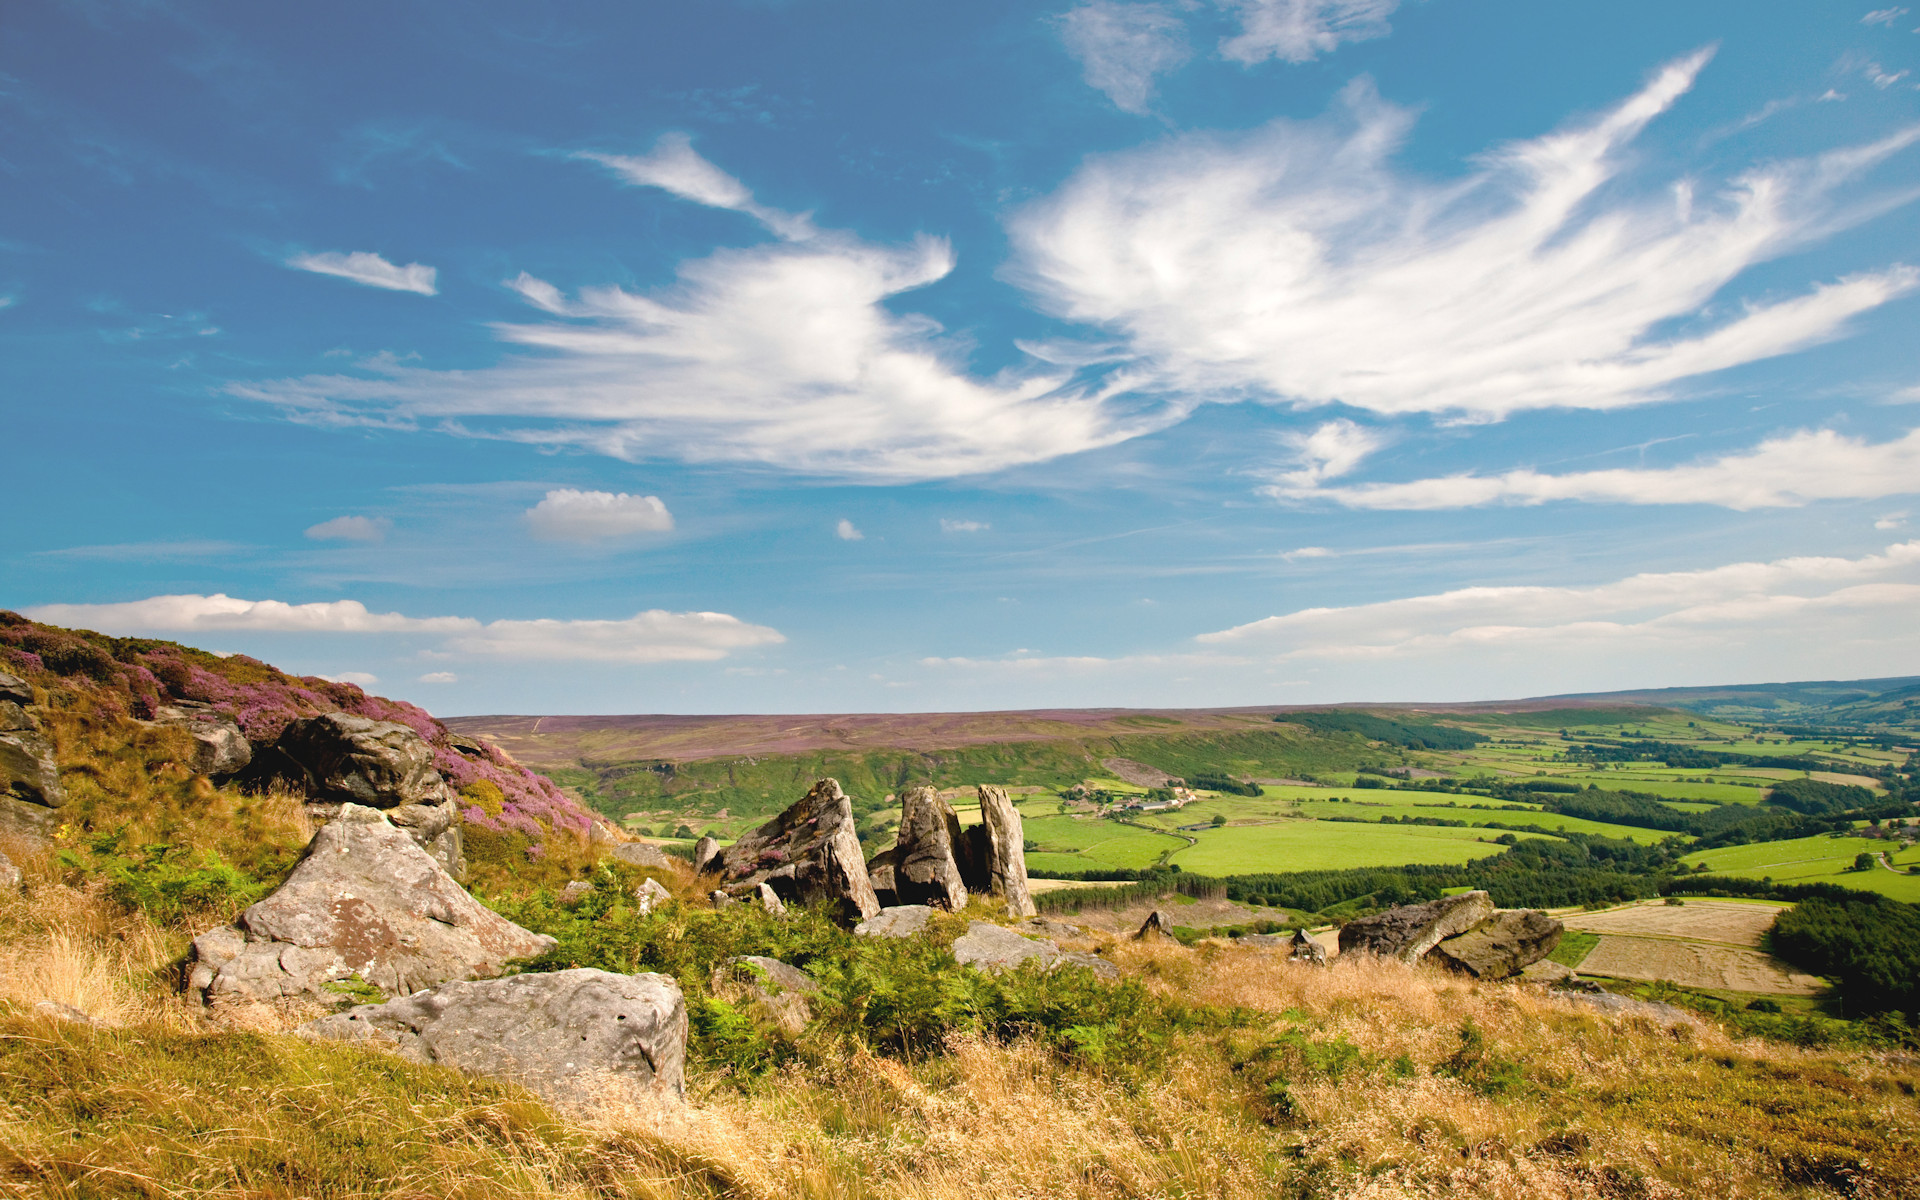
4, 0, 1919, 715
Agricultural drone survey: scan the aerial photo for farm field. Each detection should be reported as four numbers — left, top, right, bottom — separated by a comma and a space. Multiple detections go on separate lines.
1558, 900, 1823, 995
1167, 819, 1540, 875
1681, 835, 1920, 903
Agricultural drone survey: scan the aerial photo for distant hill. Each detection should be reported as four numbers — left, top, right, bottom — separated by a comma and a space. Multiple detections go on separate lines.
1539, 676, 1920, 729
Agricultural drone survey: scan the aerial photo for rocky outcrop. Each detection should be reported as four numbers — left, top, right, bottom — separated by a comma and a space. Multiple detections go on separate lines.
1338, 891, 1495, 963
967, 785, 1036, 918
1427, 909, 1562, 979
149, 702, 251, 777
867, 786, 970, 911
302, 968, 686, 1112
611, 841, 674, 870
692, 835, 722, 875
251, 712, 464, 877
855, 904, 932, 939
711, 956, 818, 1034
1288, 929, 1327, 966
952, 921, 1062, 973
0, 689, 63, 810
188, 804, 554, 1005
714, 779, 879, 920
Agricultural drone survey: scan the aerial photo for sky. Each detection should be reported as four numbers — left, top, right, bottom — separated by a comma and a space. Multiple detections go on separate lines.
4, 0, 1920, 716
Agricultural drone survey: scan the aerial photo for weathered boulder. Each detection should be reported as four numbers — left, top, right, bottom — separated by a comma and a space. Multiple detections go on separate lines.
0, 847, 20, 891
634, 878, 672, 914
715, 779, 879, 920
951, 921, 1062, 973
302, 968, 685, 1111
1133, 909, 1175, 941
188, 804, 554, 1005
692, 835, 722, 875
0, 672, 31, 705
965, 785, 1036, 917
756, 882, 788, 915
1520, 959, 1579, 985
1288, 929, 1328, 966
711, 956, 817, 1034
0, 700, 34, 733
0, 798, 55, 842
854, 904, 932, 939
868, 785, 970, 911
1338, 891, 1495, 963
1428, 909, 1562, 979
1056, 950, 1121, 980
0, 724, 64, 809
1017, 917, 1084, 939
149, 703, 252, 776
611, 841, 673, 870
561, 881, 595, 904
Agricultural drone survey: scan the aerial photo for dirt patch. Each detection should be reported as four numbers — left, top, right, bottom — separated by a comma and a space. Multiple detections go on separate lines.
1099, 758, 1178, 788
1577, 935, 1823, 995
1809, 771, 1885, 789
1561, 900, 1784, 948
1026, 879, 1131, 895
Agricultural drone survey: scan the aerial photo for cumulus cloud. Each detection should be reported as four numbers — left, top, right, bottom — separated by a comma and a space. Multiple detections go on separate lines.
286, 250, 438, 295
1060, 2, 1191, 114
524, 488, 674, 541
22, 594, 783, 664
304, 515, 390, 542
1275, 418, 1384, 487
1217, 0, 1398, 65
1197, 540, 1920, 664
238, 139, 1157, 482
836, 518, 864, 541
1010, 52, 1920, 422
418, 671, 459, 683
940, 518, 990, 533
1274, 426, 1920, 510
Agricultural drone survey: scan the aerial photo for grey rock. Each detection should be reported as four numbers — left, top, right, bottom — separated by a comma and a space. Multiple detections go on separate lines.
966, 785, 1036, 918
1133, 909, 1175, 941
150, 704, 251, 776
0, 729, 65, 808
755, 882, 788, 915
1520, 959, 1578, 985
1056, 950, 1121, 980
0, 796, 56, 842
188, 804, 554, 1005
869, 785, 970, 911
715, 779, 880, 921
1288, 929, 1328, 966
1338, 891, 1496, 964
692, 835, 722, 875
1017, 917, 1084, 939
0, 700, 35, 732
952, 920, 1062, 974
265, 713, 451, 808
634, 878, 672, 915
33, 1001, 95, 1026
302, 968, 686, 1112
1428, 909, 1563, 979
561, 881, 595, 904
0, 672, 31, 705
711, 956, 818, 1034
854, 904, 933, 939
1558, 991, 1691, 1023
611, 841, 673, 870
0, 848, 20, 891
709, 889, 737, 910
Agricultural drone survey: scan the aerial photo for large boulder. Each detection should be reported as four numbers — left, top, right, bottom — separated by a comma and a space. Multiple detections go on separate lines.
867, 785, 970, 911
188, 804, 554, 1005
966, 785, 1036, 918
302, 968, 685, 1112
692, 835, 722, 874
610, 841, 673, 870
714, 779, 880, 920
951, 921, 1062, 973
1338, 891, 1496, 963
1428, 909, 1563, 979
855, 904, 933, 939
149, 703, 252, 777
710, 956, 818, 1034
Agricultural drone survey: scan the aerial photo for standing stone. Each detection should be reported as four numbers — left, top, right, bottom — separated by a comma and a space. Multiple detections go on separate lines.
187, 804, 554, 1005
868, 785, 969, 911
714, 779, 880, 920
301, 968, 686, 1112
692, 835, 722, 875
1427, 909, 1563, 979
1134, 909, 1175, 941
1337, 891, 1496, 964
967, 785, 1036, 918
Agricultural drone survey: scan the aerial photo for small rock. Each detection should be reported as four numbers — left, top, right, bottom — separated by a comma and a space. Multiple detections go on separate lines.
1287, 929, 1327, 966
302, 968, 686, 1112
854, 904, 932, 939
1338, 891, 1495, 964
711, 956, 818, 1034
1233, 933, 1290, 949
1550, 974, 1608, 995
0, 700, 35, 733
611, 841, 673, 870
634, 878, 672, 914
710, 889, 737, 910
0, 847, 20, 891
1558, 991, 1690, 1022
1519, 959, 1578, 985
1017, 917, 1084, 939
756, 882, 787, 915
1133, 910, 1175, 941
561, 881, 595, 904
952, 921, 1062, 973
692, 835, 722, 875
33, 1001, 95, 1026
149, 703, 251, 776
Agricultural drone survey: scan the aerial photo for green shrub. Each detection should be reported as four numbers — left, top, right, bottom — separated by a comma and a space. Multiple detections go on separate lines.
60, 832, 270, 925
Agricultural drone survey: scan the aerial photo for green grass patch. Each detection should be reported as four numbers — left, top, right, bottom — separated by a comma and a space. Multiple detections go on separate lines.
1168, 820, 1551, 875
1549, 930, 1599, 968
1682, 836, 1920, 903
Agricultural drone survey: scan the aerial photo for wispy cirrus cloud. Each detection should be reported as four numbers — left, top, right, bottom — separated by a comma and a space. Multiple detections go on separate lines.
286, 250, 438, 295
304, 515, 390, 541
1271, 426, 1920, 510
23, 593, 783, 663
1011, 51, 1920, 422
577, 132, 816, 241
1059, 2, 1191, 114
1217, 0, 1400, 64
524, 489, 674, 541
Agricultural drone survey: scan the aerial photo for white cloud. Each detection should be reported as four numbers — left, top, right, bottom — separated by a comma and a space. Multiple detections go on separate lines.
1197, 540, 1920, 666
304, 515, 390, 542
287, 250, 438, 295
524, 489, 674, 541
1060, 2, 1191, 114
1275, 418, 1383, 487
21, 594, 783, 664
1862, 7, 1909, 26
418, 671, 459, 683
578, 132, 815, 241
318, 671, 379, 686
836, 518, 864, 541
1877, 511, 1908, 529
1866, 62, 1911, 88
940, 518, 990, 533
1274, 426, 1920, 510
1217, 0, 1398, 64
239, 140, 1157, 482
1010, 52, 1920, 422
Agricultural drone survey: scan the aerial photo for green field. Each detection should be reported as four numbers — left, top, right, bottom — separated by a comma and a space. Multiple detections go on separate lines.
1681, 836, 1920, 903
1167, 820, 1547, 875
1022, 814, 1187, 872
